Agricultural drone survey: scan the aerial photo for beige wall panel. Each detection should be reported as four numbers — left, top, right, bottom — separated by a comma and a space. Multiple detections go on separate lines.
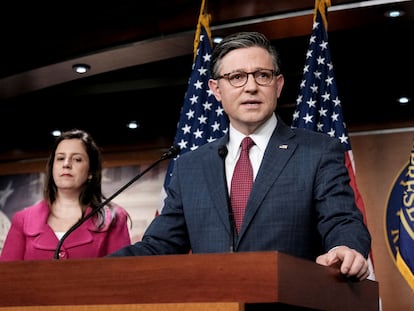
350, 128, 414, 311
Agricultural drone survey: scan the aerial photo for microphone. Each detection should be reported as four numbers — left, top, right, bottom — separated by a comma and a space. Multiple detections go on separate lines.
218, 145, 228, 158
160, 145, 181, 160
218, 145, 236, 253
53, 145, 181, 259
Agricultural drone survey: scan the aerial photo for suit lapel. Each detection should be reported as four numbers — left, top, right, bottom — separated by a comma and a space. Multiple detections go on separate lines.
203, 137, 233, 233
197, 123, 298, 242
238, 121, 297, 238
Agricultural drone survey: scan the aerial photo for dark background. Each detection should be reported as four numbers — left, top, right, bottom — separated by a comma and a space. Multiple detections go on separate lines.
0, 0, 413, 157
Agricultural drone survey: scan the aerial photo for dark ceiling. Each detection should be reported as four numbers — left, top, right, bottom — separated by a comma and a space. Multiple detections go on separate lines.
0, 0, 413, 160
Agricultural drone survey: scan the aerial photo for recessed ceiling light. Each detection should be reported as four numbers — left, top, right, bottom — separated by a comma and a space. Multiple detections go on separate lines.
51, 130, 61, 137
213, 37, 223, 44
384, 9, 405, 18
397, 96, 411, 105
127, 121, 139, 129
72, 64, 91, 74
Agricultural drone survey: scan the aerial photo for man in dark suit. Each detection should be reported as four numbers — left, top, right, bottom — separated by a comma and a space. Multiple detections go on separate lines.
109, 31, 371, 281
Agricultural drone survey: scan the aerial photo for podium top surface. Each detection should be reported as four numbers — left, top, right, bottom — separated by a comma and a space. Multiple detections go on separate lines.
0, 251, 378, 310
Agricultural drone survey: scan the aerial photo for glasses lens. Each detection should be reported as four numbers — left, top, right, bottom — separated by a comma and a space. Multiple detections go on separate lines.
224, 70, 275, 87
228, 72, 247, 87
254, 70, 273, 85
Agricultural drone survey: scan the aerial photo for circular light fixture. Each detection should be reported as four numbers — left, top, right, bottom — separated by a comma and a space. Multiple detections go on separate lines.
397, 96, 411, 105
213, 36, 223, 44
72, 64, 91, 74
127, 121, 139, 129
51, 130, 61, 137
384, 9, 405, 18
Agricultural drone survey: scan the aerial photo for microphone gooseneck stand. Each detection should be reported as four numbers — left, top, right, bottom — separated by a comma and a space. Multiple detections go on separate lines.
218, 145, 236, 253
53, 145, 180, 259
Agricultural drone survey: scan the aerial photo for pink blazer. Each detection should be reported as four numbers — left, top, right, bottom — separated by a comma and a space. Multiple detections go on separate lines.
0, 200, 131, 261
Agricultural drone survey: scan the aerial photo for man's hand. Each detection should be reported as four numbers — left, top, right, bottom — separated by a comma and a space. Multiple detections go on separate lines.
316, 245, 370, 281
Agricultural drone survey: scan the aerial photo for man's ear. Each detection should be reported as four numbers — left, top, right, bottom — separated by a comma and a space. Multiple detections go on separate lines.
208, 79, 221, 102
276, 74, 284, 98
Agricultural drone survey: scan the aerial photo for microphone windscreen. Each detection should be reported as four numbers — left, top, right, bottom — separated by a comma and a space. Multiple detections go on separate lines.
218, 145, 228, 158
161, 145, 181, 160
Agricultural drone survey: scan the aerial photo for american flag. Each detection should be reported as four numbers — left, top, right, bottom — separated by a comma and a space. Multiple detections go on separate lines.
162, 8, 228, 196
291, 0, 376, 281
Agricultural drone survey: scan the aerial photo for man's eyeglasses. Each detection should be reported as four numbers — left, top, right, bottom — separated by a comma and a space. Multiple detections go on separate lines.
216, 69, 279, 87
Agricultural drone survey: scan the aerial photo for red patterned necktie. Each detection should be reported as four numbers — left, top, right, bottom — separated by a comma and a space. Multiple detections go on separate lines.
230, 136, 255, 232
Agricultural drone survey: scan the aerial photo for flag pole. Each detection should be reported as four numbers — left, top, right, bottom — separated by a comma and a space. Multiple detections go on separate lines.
193, 0, 213, 61
315, 0, 331, 28
159, 0, 228, 214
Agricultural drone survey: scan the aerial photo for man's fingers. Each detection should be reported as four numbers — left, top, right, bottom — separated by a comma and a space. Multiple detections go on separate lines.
316, 247, 370, 281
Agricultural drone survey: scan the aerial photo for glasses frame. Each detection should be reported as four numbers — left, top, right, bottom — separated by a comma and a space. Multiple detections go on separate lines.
216, 69, 279, 87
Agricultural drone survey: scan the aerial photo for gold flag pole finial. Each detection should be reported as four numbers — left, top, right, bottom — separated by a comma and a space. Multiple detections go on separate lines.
193, 0, 213, 60
314, 0, 331, 31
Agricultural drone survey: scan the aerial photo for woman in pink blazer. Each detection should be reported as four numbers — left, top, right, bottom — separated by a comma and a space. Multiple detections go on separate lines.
0, 129, 131, 260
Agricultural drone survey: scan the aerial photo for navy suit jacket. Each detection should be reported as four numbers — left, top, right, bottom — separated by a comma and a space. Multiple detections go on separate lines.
110, 117, 371, 261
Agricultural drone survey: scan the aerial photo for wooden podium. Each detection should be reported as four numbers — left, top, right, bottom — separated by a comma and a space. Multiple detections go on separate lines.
0, 251, 378, 311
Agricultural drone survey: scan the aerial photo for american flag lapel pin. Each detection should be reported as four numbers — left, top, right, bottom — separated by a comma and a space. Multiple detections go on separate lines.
279, 144, 288, 149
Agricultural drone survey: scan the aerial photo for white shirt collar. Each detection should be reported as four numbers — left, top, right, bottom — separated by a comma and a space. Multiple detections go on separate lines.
228, 113, 277, 160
